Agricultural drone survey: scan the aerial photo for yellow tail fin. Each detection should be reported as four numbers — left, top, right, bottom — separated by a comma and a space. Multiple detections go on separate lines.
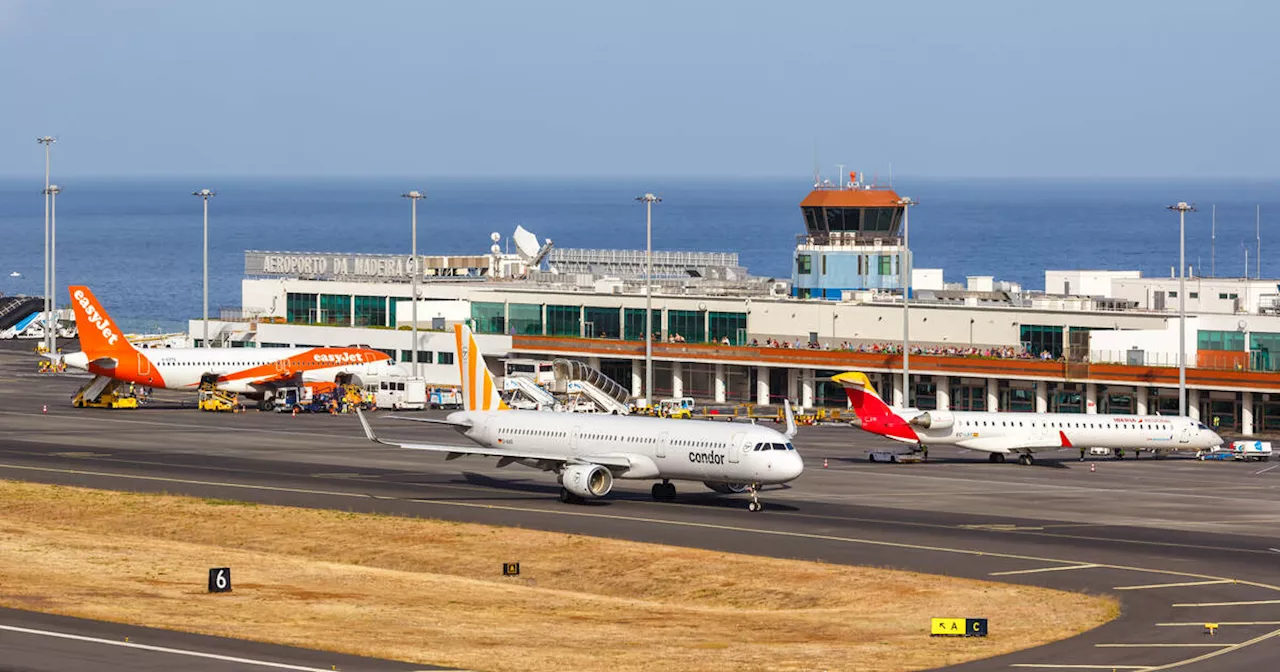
453, 324, 509, 412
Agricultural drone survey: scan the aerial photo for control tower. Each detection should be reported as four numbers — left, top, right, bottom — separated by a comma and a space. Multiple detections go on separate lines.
791, 172, 908, 299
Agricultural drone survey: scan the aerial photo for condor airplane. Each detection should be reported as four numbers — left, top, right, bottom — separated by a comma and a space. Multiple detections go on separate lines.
357, 325, 804, 511
835, 372, 1223, 465
61, 286, 397, 402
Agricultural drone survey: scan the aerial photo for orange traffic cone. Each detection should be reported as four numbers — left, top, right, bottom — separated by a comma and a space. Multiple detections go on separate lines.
1090, 463, 1095, 473
42, 405, 47, 414
291, 406, 298, 418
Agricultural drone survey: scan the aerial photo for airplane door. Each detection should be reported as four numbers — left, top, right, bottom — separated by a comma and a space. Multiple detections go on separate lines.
657, 432, 668, 458
729, 432, 743, 463
1178, 424, 1192, 443
137, 353, 150, 377
570, 426, 581, 454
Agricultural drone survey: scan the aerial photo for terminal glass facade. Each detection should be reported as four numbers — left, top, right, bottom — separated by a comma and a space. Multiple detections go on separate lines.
583, 306, 621, 339
667, 310, 705, 343
1198, 330, 1245, 351
508, 303, 543, 335
708, 311, 747, 345
1250, 332, 1280, 371
353, 295, 386, 327
319, 294, 350, 325
471, 302, 506, 334
623, 308, 656, 341
1020, 325, 1064, 358
286, 292, 317, 324
546, 305, 581, 337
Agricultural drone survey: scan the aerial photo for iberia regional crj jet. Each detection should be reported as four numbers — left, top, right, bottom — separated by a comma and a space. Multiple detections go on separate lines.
61, 286, 398, 399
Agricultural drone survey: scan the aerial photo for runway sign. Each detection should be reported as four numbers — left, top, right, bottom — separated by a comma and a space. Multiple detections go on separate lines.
931, 618, 987, 637
503, 562, 520, 577
208, 567, 232, 593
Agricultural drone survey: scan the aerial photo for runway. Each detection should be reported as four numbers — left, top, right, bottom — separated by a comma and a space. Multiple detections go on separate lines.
2, 346, 1280, 670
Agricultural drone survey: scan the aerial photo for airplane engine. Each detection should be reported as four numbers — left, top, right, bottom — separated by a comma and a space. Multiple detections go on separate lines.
704, 482, 750, 494
910, 411, 955, 430
562, 464, 614, 498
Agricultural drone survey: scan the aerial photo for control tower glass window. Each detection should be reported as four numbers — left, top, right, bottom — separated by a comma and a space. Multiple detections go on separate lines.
824, 208, 862, 232
864, 208, 896, 233
802, 207, 824, 233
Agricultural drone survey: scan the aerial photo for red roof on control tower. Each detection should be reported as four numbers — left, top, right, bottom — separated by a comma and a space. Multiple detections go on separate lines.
800, 186, 902, 208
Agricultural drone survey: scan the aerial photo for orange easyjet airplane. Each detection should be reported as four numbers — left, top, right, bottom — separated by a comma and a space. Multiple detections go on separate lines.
61, 286, 398, 398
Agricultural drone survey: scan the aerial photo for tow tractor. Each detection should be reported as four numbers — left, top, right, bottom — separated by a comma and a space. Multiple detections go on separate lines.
197, 382, 242, 412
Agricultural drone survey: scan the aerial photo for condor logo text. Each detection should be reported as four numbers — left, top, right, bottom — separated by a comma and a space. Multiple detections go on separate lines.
73, 289, 119, 347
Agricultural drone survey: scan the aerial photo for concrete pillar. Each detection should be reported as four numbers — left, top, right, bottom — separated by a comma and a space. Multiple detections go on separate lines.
587, 356, 601, 371
935, 376, 951, 411
756, 366, 770, 406
1188, 388, 1201, 421
714, 363, 727, 403
1085, 383, 1098, 414
892, 373, 905, 408
1136, 386, 1149, 415
787, 368, 799, 406
987, 377, 1000, 413
672, 361, 684, 399
1034, 381, 1048, 414
801, 369, 814, 409
1242, 391, 1254, 435
631, 361, 642, 398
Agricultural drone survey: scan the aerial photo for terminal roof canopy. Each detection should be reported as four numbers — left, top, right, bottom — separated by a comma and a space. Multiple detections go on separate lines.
800, 187, 904, 237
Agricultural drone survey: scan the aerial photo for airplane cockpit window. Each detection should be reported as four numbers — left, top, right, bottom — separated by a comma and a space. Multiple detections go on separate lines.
785, 443, 795, 450
1196, 422, 1208, 430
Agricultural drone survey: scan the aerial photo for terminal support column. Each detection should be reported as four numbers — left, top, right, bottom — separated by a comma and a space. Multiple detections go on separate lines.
713, 363, 726, 404
1085, 383, 1098, 414
892, 374, 905, 408
756, 366, 770, 406
631, 361, 642, 399
986, 378, 1000, 413
935, 376, 950, 411
1242, 391, 1254, 436
1188, 388, 1201, 421
671, 361, 683, 399
801, 370, 814, 410
1136, 387, 1149, 415
786, 368, 799, 407
587, 356, 601, 372
1034, 381, 1048, 414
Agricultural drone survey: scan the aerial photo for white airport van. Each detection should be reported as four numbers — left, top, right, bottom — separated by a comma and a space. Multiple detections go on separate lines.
376, 376, 426, 410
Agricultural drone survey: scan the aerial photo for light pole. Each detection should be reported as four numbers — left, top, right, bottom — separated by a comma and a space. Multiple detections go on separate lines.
402, 190, 426, 378
898, 196, 917, 406
37, 136, 55, 355
193, 189, 216, 348
636, 193, 661, 406
1167, 202, 1195, 417
44, 184, 62, 353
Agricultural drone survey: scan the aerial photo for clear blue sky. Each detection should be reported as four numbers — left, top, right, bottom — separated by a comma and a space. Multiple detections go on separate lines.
1, 0, 1276, 179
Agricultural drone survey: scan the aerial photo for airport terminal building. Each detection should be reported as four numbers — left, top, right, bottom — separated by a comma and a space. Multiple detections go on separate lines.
195, 183, 1280, 436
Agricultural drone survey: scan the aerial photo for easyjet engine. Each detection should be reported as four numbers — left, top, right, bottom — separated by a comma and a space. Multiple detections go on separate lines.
909, 411, 955, 430
562, 464, 614, 498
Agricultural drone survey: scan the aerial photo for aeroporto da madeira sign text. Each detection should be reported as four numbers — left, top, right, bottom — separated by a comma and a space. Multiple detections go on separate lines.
259, 254, 409, 279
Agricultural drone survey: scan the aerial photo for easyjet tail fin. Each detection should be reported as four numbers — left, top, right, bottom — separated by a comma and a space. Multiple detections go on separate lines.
453, 324, 509, 412
68, 286, 135, 358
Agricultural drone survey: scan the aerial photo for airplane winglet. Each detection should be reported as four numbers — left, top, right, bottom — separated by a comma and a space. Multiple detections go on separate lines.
783, 399, 798, 440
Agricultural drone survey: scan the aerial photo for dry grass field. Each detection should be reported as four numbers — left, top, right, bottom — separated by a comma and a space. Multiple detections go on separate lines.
0, 481, 1117, 671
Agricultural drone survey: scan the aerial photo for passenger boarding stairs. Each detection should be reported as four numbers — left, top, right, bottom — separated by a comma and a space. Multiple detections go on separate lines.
506, 376, 560, 410
0, 297, 43, 333
73, 375, 119, 405
552, 359, 632, 415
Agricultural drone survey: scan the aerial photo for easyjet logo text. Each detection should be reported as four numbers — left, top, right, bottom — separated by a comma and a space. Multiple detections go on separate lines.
73, 289, 119, 347
313, 352, 366, 365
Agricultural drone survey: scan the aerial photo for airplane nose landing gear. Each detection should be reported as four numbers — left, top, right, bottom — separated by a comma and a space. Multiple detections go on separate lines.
746, 483, 763, 512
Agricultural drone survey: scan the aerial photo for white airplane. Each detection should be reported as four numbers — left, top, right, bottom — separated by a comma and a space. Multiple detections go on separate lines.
357, 325, 805, 511
61, 285, 399, 401
834, 372, 1224, 465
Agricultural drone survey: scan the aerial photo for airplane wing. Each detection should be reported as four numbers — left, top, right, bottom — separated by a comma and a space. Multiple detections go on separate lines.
356, 410, 633, 470
387, 414, 472, 428
955, 432, 1070, 455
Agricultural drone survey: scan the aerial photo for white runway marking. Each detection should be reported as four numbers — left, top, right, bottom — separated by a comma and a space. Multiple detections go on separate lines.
1095, 643, 1234, 648
990, 564, 1100, 576
1172, 599, 1280, 607
0, 624, 342, 671
1255, 464, 1279, 475
1113, 579, 1233, 591
1157, 621, 1280, 627
1009, 665, 1149, 670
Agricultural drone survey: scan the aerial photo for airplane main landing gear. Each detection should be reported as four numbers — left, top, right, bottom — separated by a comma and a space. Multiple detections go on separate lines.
651, 481, 677, 502
1017, 454, 1035, 466
559, 488, 585, 504
988, 453, 1007, 463
746, 484, 763, 512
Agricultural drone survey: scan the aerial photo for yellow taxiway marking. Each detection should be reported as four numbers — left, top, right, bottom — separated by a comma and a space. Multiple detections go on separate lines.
990, 564, 1101, 576
1114, 579, 1234, 591
1172, 599, 1280, 607
1156, 621, 1280, 627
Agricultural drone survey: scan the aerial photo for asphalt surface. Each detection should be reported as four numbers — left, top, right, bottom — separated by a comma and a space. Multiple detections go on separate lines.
2, 341, 1280, 671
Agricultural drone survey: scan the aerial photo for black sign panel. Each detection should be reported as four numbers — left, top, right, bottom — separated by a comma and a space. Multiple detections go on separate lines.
208, 567, 232, 593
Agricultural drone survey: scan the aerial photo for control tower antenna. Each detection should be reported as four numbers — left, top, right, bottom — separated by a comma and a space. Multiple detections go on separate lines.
1211, 205, 1216, 278
812, 140, 820, 186
1257, 204, 1262, 279
836, 164, 845, 189
889, 162, 894, 188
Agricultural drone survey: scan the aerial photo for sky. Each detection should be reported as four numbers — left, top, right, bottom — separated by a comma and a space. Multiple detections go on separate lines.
0, 0, 1277, 179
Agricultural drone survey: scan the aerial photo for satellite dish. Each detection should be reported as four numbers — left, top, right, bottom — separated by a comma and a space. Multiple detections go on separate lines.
512, 225, 541, 259
490, 244, 501, 255
490, 232, 501, 243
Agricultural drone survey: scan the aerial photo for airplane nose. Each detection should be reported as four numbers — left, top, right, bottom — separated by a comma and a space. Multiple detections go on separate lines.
784, 453, 804, 481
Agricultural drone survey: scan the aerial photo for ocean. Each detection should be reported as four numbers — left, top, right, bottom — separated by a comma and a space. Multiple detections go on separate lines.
0, 177, 1276, 334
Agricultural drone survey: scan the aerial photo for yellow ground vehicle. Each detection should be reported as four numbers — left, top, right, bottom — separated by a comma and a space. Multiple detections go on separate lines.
658, 397, 695, 419
72, 390, 139, 409
198, 388, 241, 412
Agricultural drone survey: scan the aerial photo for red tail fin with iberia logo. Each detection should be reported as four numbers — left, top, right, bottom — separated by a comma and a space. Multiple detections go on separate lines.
68, 286, 136, 359
832, 371, 920, 442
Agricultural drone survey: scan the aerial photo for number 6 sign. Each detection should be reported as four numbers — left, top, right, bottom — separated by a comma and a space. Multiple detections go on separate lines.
208, 567, 232, 593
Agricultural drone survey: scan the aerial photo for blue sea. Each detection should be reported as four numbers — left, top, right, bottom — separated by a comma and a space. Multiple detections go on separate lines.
1, 177, 1276, 333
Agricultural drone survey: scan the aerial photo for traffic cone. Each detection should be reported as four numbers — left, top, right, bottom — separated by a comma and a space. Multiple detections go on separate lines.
292, 407, 298, 418
1090, 463, 1095, 473
823, 458, 829, 468
42, 405, 47, 414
